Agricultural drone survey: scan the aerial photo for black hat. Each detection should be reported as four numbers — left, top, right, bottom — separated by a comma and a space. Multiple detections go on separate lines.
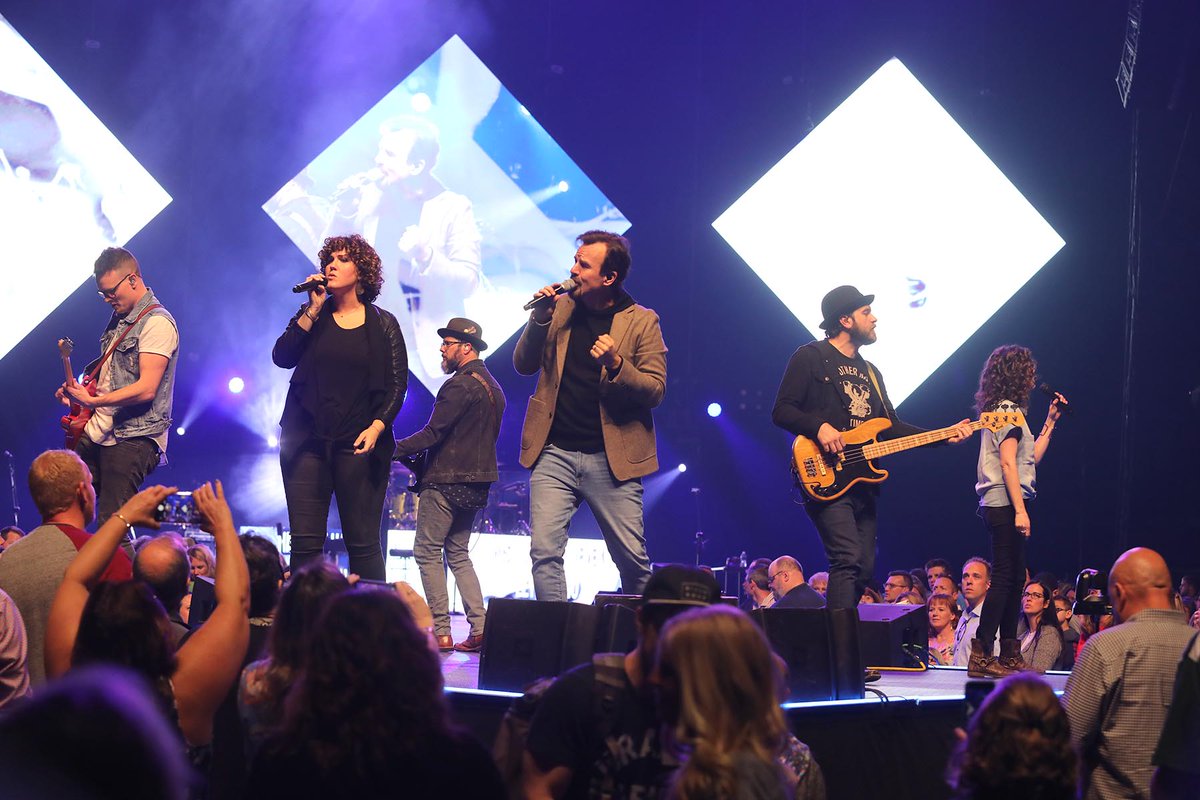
820, 285, 875, 332
641, 564, 722, 608
436, 317, 488, 351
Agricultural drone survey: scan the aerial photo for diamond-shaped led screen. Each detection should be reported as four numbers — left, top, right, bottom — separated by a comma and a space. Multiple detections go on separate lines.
0, 14, 172, 363
713, 58, 1064, 405
265, 35, 629, 393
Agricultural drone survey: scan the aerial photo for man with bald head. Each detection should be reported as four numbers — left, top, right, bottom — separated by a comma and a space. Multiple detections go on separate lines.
1064, 547, 1194, 799
768, 556, 825, 609
133, 533, 190, 646
0, 450, 132, 684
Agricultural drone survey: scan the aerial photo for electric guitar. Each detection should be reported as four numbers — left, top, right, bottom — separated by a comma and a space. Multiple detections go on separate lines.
791, 410, 1026, 502
57, 337, 97, 450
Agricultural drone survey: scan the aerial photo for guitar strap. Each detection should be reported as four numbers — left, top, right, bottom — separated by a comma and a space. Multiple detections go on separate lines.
467, 369, 502, 429
86, 304, 163, 383
865, 362, 896, 424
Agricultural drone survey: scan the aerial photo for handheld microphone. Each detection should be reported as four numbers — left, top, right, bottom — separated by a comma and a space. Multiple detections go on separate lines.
1038, 383, 1072, 415
333, 168, 383, 196
292, 276, 327, 294
523, 278, 577, 311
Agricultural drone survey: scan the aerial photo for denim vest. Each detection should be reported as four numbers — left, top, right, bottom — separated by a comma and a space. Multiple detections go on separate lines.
93, 289, 178, 440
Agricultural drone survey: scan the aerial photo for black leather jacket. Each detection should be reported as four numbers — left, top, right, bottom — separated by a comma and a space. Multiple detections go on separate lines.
273, 302, 408, 462
393, 359, 505, 484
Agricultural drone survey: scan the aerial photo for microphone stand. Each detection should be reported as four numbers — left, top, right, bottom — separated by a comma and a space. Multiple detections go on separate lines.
4, 451, 18, 528
691, 487, 705, 567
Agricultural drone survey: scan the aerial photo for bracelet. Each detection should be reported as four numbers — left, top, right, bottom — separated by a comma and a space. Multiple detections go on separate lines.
112, 512, 135, 536
1040, 424, 1054, 437
303, 307, 318, 322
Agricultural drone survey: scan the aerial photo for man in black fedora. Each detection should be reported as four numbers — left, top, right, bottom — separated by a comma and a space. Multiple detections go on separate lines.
771, 286, 973, 610
393, 317, 505, 651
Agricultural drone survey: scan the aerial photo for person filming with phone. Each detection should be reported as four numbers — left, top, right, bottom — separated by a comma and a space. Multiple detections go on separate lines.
273, 234, 408, 580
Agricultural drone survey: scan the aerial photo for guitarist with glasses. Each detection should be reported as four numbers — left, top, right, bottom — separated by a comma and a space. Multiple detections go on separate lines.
772, 285, 973, 611
55, 247, 177, 529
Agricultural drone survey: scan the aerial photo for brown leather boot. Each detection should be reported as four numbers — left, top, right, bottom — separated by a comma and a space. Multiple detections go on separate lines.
967, 638, 1018, 679
997, 638, 1028, 672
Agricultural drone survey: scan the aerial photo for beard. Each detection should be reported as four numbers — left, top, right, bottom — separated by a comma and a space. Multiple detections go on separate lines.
440, 356, 455, 375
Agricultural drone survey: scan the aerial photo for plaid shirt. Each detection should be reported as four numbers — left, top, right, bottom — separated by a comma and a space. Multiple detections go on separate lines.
1064, 608, 1193, 800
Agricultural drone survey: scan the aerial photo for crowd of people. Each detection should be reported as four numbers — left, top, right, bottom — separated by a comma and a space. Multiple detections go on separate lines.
1, 447, 1198, 798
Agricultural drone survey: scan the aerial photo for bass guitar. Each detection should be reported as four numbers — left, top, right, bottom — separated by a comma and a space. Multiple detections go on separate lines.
57, 337, 97, 450
791, 410, 1025, 502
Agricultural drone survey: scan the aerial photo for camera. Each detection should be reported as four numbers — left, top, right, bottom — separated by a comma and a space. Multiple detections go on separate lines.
155, 491, 203, 526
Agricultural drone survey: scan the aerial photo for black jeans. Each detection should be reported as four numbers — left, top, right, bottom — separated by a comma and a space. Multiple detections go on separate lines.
805, 486, 878, 610
281, 440, 388, 580
76, 435, 161, 525
976, 504, 1028, 648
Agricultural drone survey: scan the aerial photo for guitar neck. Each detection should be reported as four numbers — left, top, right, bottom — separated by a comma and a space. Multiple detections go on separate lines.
61, 355, 75, 385
861, 420, 984, 460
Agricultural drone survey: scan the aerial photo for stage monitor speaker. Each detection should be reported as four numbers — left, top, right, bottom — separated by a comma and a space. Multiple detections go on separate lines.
857, 603, 928, 668
752, 608, 836, 702
827, 607, 866, 700
592, 593, 640, 654
478, 599, 598, 692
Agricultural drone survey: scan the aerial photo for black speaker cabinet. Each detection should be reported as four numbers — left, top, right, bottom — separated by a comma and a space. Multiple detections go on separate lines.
856, 602, 928, 668
478, 599, 598, 692
752, 607, 865, 702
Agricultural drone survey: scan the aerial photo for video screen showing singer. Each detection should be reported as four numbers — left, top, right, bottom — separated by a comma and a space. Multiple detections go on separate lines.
272, 234, 408, 580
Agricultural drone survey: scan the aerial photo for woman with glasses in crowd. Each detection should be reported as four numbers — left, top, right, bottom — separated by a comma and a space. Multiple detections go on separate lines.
1016, 578, 1064, 672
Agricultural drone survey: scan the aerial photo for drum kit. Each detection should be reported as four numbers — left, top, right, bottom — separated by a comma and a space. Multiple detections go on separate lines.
384, 463, 530, 534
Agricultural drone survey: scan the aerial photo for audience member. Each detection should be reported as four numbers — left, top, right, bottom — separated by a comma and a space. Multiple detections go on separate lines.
245, 589, 504, 799
927, 593, 957, 665
946, 673, 1077, 800
883, 570, 913, 603
860, 587, 883, 604
1053, 596, 1078, 671
1016, 578, 1063, 672
239, 560, 351, 756
932, 575, 967, 615
808, 570, 829, 597
0, 525, 25, 551
769, 556, 825, 609
207, 534, 285, 800
743, 566, 776, 609
896, 590, 924, 605
1179, 574, 1197, 603
1064, 547, 1194, 799
133, 532, 190, 646
657, 605, 824, 800
0, 666, 191, 800
0, 450, 132, 685
522, 564, 721, 799
953, 557, 996, 668
0, 587, 31, 706
189, 543, 216, 580
45, 481, 250, 753
1151, 629, 1200, 799
925, 558, 951, 590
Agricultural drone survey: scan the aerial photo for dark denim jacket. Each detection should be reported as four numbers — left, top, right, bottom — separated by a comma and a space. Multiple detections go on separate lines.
393, 359, 505, 484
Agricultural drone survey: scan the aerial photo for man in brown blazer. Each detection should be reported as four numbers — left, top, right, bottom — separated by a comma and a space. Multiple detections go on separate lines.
514, 231, 667, 600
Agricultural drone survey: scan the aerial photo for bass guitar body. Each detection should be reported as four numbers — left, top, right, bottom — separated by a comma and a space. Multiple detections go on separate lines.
57, 337, 96, 451
791, 418, 893, 502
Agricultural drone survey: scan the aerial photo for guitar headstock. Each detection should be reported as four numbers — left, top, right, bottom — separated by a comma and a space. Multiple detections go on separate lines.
980, 408, 1027, 431
57, 337, 74, 358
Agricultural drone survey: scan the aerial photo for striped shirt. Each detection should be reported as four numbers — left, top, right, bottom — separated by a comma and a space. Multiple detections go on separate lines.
1064, 608, 1193, 799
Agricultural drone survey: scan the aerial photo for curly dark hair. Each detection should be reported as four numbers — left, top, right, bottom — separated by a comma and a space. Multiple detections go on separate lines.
947, 674, 1077, 800
317, 233, 383, 303
259, 560, 350, 705
273, 589, 453, 781
974, 344, 1037, 414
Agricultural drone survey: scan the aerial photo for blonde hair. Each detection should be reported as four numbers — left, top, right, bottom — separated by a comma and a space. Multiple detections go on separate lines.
29, 450, 88, 518
659, 606, 787, 800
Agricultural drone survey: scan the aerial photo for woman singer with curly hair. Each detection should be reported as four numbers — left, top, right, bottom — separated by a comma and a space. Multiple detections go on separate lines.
273, 234, 408, 580
967, 345, 1065, 678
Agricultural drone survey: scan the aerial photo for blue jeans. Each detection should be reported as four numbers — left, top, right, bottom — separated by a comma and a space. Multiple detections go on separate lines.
414, 488, 486, 637
805, 487, 878, 610
529, 445, 652, 601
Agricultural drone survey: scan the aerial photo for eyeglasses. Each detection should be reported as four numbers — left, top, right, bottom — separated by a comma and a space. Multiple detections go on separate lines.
767, 571, 785, 584
439, 340, 469, 350
97, 272, 135, 299
1021, 591, 1045, 599
884, 582, 909, 590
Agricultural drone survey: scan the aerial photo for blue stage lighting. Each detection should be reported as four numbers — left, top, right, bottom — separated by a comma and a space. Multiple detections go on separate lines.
266, 434, 279, 448
706, 402, 722, 418
557, 180, 569, 193
677, 463, 687, 473
228, 377, 245, 394
175, 426, 186, 436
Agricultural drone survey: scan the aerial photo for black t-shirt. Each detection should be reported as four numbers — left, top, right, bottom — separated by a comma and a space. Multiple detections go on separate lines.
526, 661, 674, 800
826, 348, 884, 430
547, 293, 635, 453
311, 321, 372, 444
